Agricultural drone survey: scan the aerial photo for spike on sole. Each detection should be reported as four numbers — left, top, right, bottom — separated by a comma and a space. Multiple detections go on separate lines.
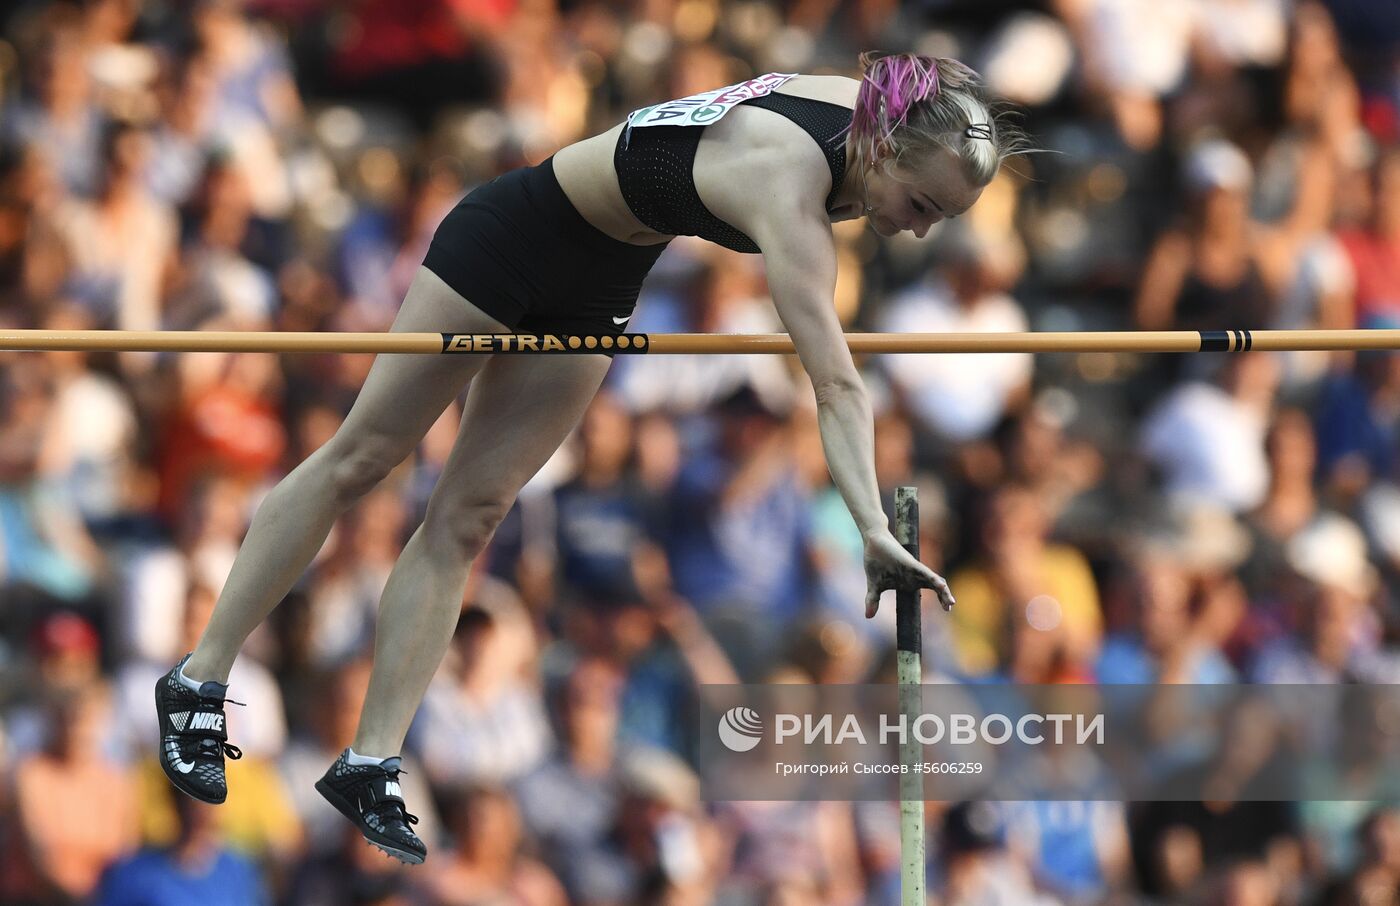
368, 838, 424, 864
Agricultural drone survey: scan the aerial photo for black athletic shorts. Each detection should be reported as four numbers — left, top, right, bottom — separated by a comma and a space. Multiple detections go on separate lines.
423, 155, 669, 353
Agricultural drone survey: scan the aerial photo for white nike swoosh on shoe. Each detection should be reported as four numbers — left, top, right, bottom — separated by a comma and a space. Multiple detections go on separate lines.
165, 739, 197, 774
612, 316, 630, 326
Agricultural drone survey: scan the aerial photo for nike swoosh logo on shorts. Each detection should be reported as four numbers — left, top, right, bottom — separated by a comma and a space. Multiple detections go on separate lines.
164, 739, 197, 774
612, 316, 630, 326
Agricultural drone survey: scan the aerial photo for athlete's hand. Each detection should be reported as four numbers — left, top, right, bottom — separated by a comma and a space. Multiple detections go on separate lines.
863, 529, 955, 618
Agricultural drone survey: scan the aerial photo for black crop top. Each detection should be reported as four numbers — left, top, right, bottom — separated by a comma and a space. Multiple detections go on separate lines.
613, 92, 852, 254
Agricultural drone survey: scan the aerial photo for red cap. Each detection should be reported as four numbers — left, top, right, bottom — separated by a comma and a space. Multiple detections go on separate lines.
32, 613, 100, 658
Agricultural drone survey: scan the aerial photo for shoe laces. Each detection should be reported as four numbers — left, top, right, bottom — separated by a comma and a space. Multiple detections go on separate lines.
196, 739, 243, 761
193, 697, 244, 762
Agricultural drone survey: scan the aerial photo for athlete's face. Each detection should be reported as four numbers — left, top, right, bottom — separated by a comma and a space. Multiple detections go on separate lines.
863, 145, 983, 239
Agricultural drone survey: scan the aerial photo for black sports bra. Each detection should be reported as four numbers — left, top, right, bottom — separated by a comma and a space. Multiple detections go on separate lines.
613, 92, 852, 254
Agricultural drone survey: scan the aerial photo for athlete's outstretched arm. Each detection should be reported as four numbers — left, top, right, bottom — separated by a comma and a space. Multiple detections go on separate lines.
746, 197, 955, 617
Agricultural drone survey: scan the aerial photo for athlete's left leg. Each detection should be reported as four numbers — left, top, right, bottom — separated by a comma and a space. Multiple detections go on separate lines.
351, 351, 613, 757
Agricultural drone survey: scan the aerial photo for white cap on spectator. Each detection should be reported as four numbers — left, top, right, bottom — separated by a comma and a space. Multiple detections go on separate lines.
620, 747, 700, 811
1360, 482, 1400, 561
1287, 512, 1377, 597
980, 13, 1075, 106
1137, 498, 1252, 573
1184, 138, 1253, 193
1297, 235, 1356, 300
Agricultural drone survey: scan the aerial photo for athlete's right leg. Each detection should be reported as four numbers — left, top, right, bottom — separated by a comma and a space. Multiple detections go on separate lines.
181, 267, 507, 684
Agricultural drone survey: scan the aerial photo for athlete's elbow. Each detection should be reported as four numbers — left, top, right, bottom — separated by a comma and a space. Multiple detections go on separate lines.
810, 372, 864, 406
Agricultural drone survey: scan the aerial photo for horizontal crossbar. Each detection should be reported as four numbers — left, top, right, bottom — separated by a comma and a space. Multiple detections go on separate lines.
0, 328, 1394, 355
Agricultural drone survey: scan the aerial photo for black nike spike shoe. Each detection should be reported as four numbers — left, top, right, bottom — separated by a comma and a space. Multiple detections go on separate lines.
155, 653, 243, 803
315, 749, 426, 864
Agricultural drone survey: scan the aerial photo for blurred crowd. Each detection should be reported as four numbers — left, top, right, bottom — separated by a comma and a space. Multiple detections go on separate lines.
0, 0, 1398, 904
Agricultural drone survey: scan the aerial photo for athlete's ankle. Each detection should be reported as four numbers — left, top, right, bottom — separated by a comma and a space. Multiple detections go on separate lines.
181, 652, 229, 687
346, 746, 396, 766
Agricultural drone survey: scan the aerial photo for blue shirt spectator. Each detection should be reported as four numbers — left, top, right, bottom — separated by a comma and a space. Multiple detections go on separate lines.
554, 476, 658, 598
1312, 353, 1400, 490
663, 390, 814, 624
94, 848, 266, 906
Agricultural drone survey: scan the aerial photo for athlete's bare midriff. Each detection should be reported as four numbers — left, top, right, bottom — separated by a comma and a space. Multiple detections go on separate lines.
551, 74, 861, 247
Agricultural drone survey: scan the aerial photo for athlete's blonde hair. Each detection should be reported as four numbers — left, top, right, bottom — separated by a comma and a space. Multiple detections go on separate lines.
847, 52, 1026, 188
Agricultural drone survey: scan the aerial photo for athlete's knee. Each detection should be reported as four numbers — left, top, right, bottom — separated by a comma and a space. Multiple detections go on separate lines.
421, 495, 513, 560
322, 434, 412, 503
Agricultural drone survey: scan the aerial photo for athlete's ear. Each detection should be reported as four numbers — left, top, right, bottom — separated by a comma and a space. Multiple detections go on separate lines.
870, 140, 897, 175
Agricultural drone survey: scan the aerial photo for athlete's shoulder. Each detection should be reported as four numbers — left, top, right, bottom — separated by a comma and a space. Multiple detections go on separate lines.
698, 145, 835, 243
623, 72, 811, 131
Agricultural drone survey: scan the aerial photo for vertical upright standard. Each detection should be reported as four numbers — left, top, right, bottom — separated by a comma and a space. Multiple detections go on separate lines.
895, 486, 924, 905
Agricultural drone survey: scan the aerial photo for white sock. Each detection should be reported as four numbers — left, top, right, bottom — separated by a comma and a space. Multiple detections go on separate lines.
346, 747, 391, 766
175, 660, 205, 692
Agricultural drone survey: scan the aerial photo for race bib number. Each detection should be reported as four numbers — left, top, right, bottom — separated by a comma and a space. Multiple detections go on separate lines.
625, 72, 798, 130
